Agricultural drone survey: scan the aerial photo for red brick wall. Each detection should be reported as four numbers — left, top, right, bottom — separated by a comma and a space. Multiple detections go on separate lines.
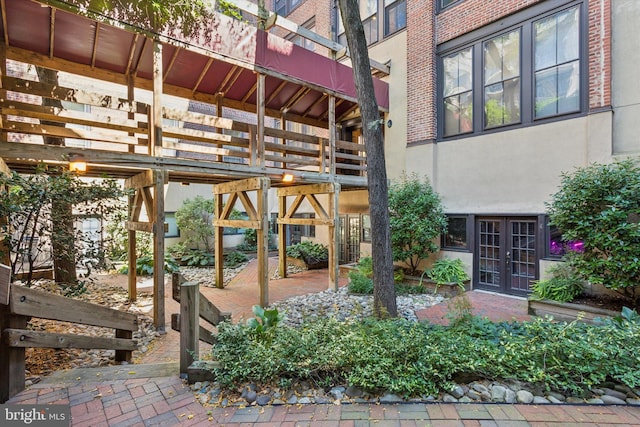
587, 0, 611, 109
406, 0, 612, 144
268, 0, 333, 57
406, 0, 436, 144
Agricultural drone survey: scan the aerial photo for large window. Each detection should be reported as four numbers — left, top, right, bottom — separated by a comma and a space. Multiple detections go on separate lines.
443, 48, 473, 137
275, 0, 302, 16
438, 3, 584, 139
484, 30, 520, 128
534, 7, 580, 118
337, 0, 406, 47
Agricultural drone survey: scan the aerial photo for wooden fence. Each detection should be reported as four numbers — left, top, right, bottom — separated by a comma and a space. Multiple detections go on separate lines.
0, 281, 139, 403
171, 272, 230, 377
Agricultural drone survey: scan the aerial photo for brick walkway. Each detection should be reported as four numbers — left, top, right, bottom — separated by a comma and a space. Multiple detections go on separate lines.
6, 259, 640, 426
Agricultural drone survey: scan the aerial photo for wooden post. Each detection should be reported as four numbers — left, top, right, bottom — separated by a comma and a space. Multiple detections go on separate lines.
0, 304, 27, 403
278, 194, 287, 278
329, 183, 341, 290
179, 281, 199, 375
214, 191, 224, 289
153, 170, 166, 332
257, 177, 270, 307
115, 328, 133, 363
150, 40, 163, 157
256, 73, 266, 168
127, 191, 137, 301
328, 95, 336, 176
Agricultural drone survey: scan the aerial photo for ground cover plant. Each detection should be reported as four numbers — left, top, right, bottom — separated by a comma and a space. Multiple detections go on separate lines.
212, 309, 640, 398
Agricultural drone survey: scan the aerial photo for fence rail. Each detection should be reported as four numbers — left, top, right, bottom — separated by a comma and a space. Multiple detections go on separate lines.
0, 281, 139, 403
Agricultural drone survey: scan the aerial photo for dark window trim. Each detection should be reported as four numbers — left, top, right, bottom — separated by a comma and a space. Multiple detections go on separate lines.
436, 0, 463, 14
275, 0, 304, 17
436, 0, 587, 141
441, 214, 472, 252
384, 0, 407, 38
336, 0, 406, 47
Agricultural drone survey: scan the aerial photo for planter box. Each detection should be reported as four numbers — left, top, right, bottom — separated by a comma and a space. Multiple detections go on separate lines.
403, 276, 470, 297
528, 298, 618, 323
338, 264, 469, 298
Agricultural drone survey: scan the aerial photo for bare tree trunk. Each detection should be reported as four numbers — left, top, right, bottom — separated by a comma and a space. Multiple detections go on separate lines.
337, 0, 397, 318
35, 67, 77, 285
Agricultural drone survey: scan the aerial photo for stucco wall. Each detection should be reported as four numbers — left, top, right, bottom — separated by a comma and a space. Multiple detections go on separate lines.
612, 0, 640, 155
406, 113, 612, 214
368, 31, 408, 181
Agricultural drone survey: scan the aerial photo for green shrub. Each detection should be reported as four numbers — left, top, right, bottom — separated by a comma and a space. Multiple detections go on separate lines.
348, 257, 424, 294
286, 241, 328, 263
388, 174, 447, 276
224, 251, 249, 268
181, 249, 214, 266
118, 253, 179, 275
531, 262, 584, 303
238, 228, 276, 252
212, 313, 640, 397
547, 159, 640, 309
423, 258, 469, 293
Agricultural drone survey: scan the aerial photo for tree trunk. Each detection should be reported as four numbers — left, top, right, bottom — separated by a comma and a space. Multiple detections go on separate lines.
337, 0, 397, 318
35, 67, 77, 285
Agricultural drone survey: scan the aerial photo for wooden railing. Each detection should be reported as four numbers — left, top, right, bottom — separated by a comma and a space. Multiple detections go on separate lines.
171, 272, 230, 376
0, 283, 139, 403
2, 73, 367, 179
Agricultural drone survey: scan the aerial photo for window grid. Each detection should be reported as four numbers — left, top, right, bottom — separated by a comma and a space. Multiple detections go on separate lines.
483, 30, 521, 129
510, 221, 536, 292
438, 2, 585, 140
337, 0, 406, 47
478, 220, 501, 287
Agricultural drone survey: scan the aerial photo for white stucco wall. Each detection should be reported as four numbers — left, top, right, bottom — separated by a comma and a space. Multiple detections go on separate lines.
406, 113, 613, 214
612, 0, 640, 155
369, 31, 408, 182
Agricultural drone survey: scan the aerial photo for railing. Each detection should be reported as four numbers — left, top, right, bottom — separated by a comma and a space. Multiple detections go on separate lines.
1, 71, 367, 179
171, 272, 230, 376
0, 283, 139, 403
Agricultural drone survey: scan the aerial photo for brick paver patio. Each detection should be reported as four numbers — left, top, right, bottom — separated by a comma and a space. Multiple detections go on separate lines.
6, 258, 640, 425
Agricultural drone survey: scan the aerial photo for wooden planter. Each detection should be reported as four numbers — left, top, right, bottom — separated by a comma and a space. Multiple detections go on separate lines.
528, 298, 619, 323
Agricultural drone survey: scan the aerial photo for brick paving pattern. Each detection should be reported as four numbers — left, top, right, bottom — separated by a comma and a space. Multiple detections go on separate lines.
6, 258, 640, 425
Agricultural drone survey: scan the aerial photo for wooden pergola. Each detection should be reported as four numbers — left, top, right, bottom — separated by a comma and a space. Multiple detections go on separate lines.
0, 0, 389, 330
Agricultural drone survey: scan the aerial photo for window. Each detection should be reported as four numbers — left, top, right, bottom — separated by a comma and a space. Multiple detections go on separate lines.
547, 223, 583, 258
275, 0, 302, 16
534, 7, 580, 118
484, 30, 520, 128
438, 3, 584, 139
442, 215, 468, 249
165, 212, 180, 238
443, 48, 473, 137
362, 214, 371, 242
440, 0, 460, 10
384, 0, 406, 36
288, 19, 315, 52
336, 0, 406, 47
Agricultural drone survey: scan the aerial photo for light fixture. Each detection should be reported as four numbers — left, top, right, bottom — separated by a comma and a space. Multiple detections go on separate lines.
69, 157, 87, 173
282, 173, 294, 183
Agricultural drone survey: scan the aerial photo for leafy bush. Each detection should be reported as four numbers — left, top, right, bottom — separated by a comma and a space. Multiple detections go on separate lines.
424, 258, 469, 293
237, 228, 276, 252
212, 314, 640, 397
286, 241, 328, 264
181, 249, 214, 266
175, 196, 215, 252
388, 174, 447, 276
531, 262, 584, 303
119, 253, 179, 275
246, 305, 284, 335
348, 257, 424, 295
547, 160, 640, 309
224, 251, 249, 268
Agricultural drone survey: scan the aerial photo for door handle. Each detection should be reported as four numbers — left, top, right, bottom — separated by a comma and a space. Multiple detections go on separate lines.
506, 251, 511, 265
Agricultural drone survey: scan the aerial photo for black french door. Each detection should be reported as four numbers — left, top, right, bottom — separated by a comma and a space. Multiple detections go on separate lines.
475, 217, 539, 295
